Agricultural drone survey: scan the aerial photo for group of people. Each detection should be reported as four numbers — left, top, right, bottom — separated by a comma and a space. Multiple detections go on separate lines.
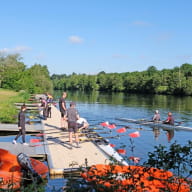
40, 93, 53, 120
13, 92, 89, 148
59, 92, 89, 149
152, 110, 174, 125
152, 110, 175, 142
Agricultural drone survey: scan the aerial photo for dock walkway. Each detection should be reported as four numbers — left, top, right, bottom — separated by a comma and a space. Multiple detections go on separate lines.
40, 105, 110, 176
0, 102, 116, 177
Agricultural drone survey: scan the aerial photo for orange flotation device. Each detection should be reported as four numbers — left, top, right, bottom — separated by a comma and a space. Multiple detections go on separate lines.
81, 164, 190, 192
0, 148, 48, 190
0, 148, 21, 189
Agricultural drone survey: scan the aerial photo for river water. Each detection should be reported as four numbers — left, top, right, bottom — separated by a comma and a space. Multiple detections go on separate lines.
1, 91, 192, 191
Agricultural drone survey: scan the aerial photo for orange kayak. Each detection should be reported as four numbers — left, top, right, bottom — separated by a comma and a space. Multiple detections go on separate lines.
0, 148, 48, 190
81, 164, 191, 192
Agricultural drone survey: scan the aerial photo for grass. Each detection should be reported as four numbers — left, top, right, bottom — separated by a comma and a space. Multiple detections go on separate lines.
0, 89, 30, 123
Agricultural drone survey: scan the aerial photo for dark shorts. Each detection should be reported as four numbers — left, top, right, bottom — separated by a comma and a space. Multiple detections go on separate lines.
60, 110, 66, 118
68, 122, 78, 133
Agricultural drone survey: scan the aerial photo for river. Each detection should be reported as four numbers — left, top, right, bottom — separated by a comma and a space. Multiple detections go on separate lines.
1, 91, 192, 191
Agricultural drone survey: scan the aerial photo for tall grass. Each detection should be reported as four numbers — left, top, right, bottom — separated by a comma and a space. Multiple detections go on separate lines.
0, 89, 30, 123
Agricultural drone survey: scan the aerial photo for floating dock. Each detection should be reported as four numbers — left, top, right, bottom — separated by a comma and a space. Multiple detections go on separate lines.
40, 106, 111, 176
0, 142, 45, 159
0, 123, 43, 133
0, 101, 124, 177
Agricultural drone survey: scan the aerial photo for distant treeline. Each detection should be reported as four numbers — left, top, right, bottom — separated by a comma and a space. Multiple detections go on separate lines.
0, 54, 53, 93
1, 54, 192, 96
51, 64, 192, 96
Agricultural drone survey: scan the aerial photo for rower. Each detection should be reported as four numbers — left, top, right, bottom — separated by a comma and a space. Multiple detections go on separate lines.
152, 110, 160, 121
163, 112, 174, 125
77, 117, 89, 131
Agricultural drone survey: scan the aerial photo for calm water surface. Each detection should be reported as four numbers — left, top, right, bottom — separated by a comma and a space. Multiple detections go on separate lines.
2, 91, 192, 191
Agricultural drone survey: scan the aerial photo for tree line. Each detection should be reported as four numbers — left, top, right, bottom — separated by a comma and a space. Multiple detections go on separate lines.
1, 54, 192, 96
51, 64, 192, 96
0, 54, 53, 93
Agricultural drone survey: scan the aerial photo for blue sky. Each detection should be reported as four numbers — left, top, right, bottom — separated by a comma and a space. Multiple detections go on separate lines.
1, 0, 192, 75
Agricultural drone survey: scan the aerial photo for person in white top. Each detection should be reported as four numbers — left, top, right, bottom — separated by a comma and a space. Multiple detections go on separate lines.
77, 117, 89, 131
152, 110, 160, 121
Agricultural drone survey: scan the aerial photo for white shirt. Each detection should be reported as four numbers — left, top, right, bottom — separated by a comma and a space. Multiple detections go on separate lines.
77, 117, 87, 124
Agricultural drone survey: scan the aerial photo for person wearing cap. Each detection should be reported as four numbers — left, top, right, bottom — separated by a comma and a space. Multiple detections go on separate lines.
152, 110, 160, 121
163, 112, 174, 125
64, 102, 80, 149
59, 92, 67, 130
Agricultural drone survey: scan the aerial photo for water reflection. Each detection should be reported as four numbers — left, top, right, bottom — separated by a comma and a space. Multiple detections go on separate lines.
163, 128, 175, 142
54, 91, 192, 114
152, 127, 161, 140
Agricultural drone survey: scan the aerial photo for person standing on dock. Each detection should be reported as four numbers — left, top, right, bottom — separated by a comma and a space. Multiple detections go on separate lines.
163, 112, 174, 125
12, 104, 28, 145
59, 92, 67, 130
40, 97, 48, 120
64, 102, 80, 149
46, 93, 53, 118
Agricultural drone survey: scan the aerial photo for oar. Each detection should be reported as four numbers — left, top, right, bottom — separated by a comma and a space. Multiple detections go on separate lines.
30, 134, 127, 147
45, 131, 114, 140
80, 134, 127, 141
175, 121, 184, 125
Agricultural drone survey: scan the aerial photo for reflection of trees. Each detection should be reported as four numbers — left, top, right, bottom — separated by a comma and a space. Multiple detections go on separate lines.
54, 90, 192, 113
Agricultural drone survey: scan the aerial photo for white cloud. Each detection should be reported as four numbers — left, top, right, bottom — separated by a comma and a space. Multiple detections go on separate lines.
68, 35, 84, 44
0, 46, 31, 54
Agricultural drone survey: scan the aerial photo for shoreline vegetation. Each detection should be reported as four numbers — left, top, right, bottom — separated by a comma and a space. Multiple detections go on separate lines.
1, 54, 192, 96
0, 89, 30, 123
0, 54, 192, 191
51, 63, 192, 96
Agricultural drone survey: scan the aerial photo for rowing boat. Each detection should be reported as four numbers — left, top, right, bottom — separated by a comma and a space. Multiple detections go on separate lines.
83, 131, 128, 166
116, 118, 192, 131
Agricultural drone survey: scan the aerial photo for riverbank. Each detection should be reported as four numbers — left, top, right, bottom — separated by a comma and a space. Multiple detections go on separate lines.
0, 89, 30, 123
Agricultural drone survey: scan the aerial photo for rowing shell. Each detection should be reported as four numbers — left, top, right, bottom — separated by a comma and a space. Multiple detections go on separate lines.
116, 118, 192, 131
85, 132, 128, 166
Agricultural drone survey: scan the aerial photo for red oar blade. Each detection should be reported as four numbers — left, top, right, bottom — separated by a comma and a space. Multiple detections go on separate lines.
117, 149, 126, 155
116, 127, 126, 133
129, 131, 140, 138
109, 143, 116, 147
30, 139, 42, 143
100, 121, 109, 127
107, 124, 116, 129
